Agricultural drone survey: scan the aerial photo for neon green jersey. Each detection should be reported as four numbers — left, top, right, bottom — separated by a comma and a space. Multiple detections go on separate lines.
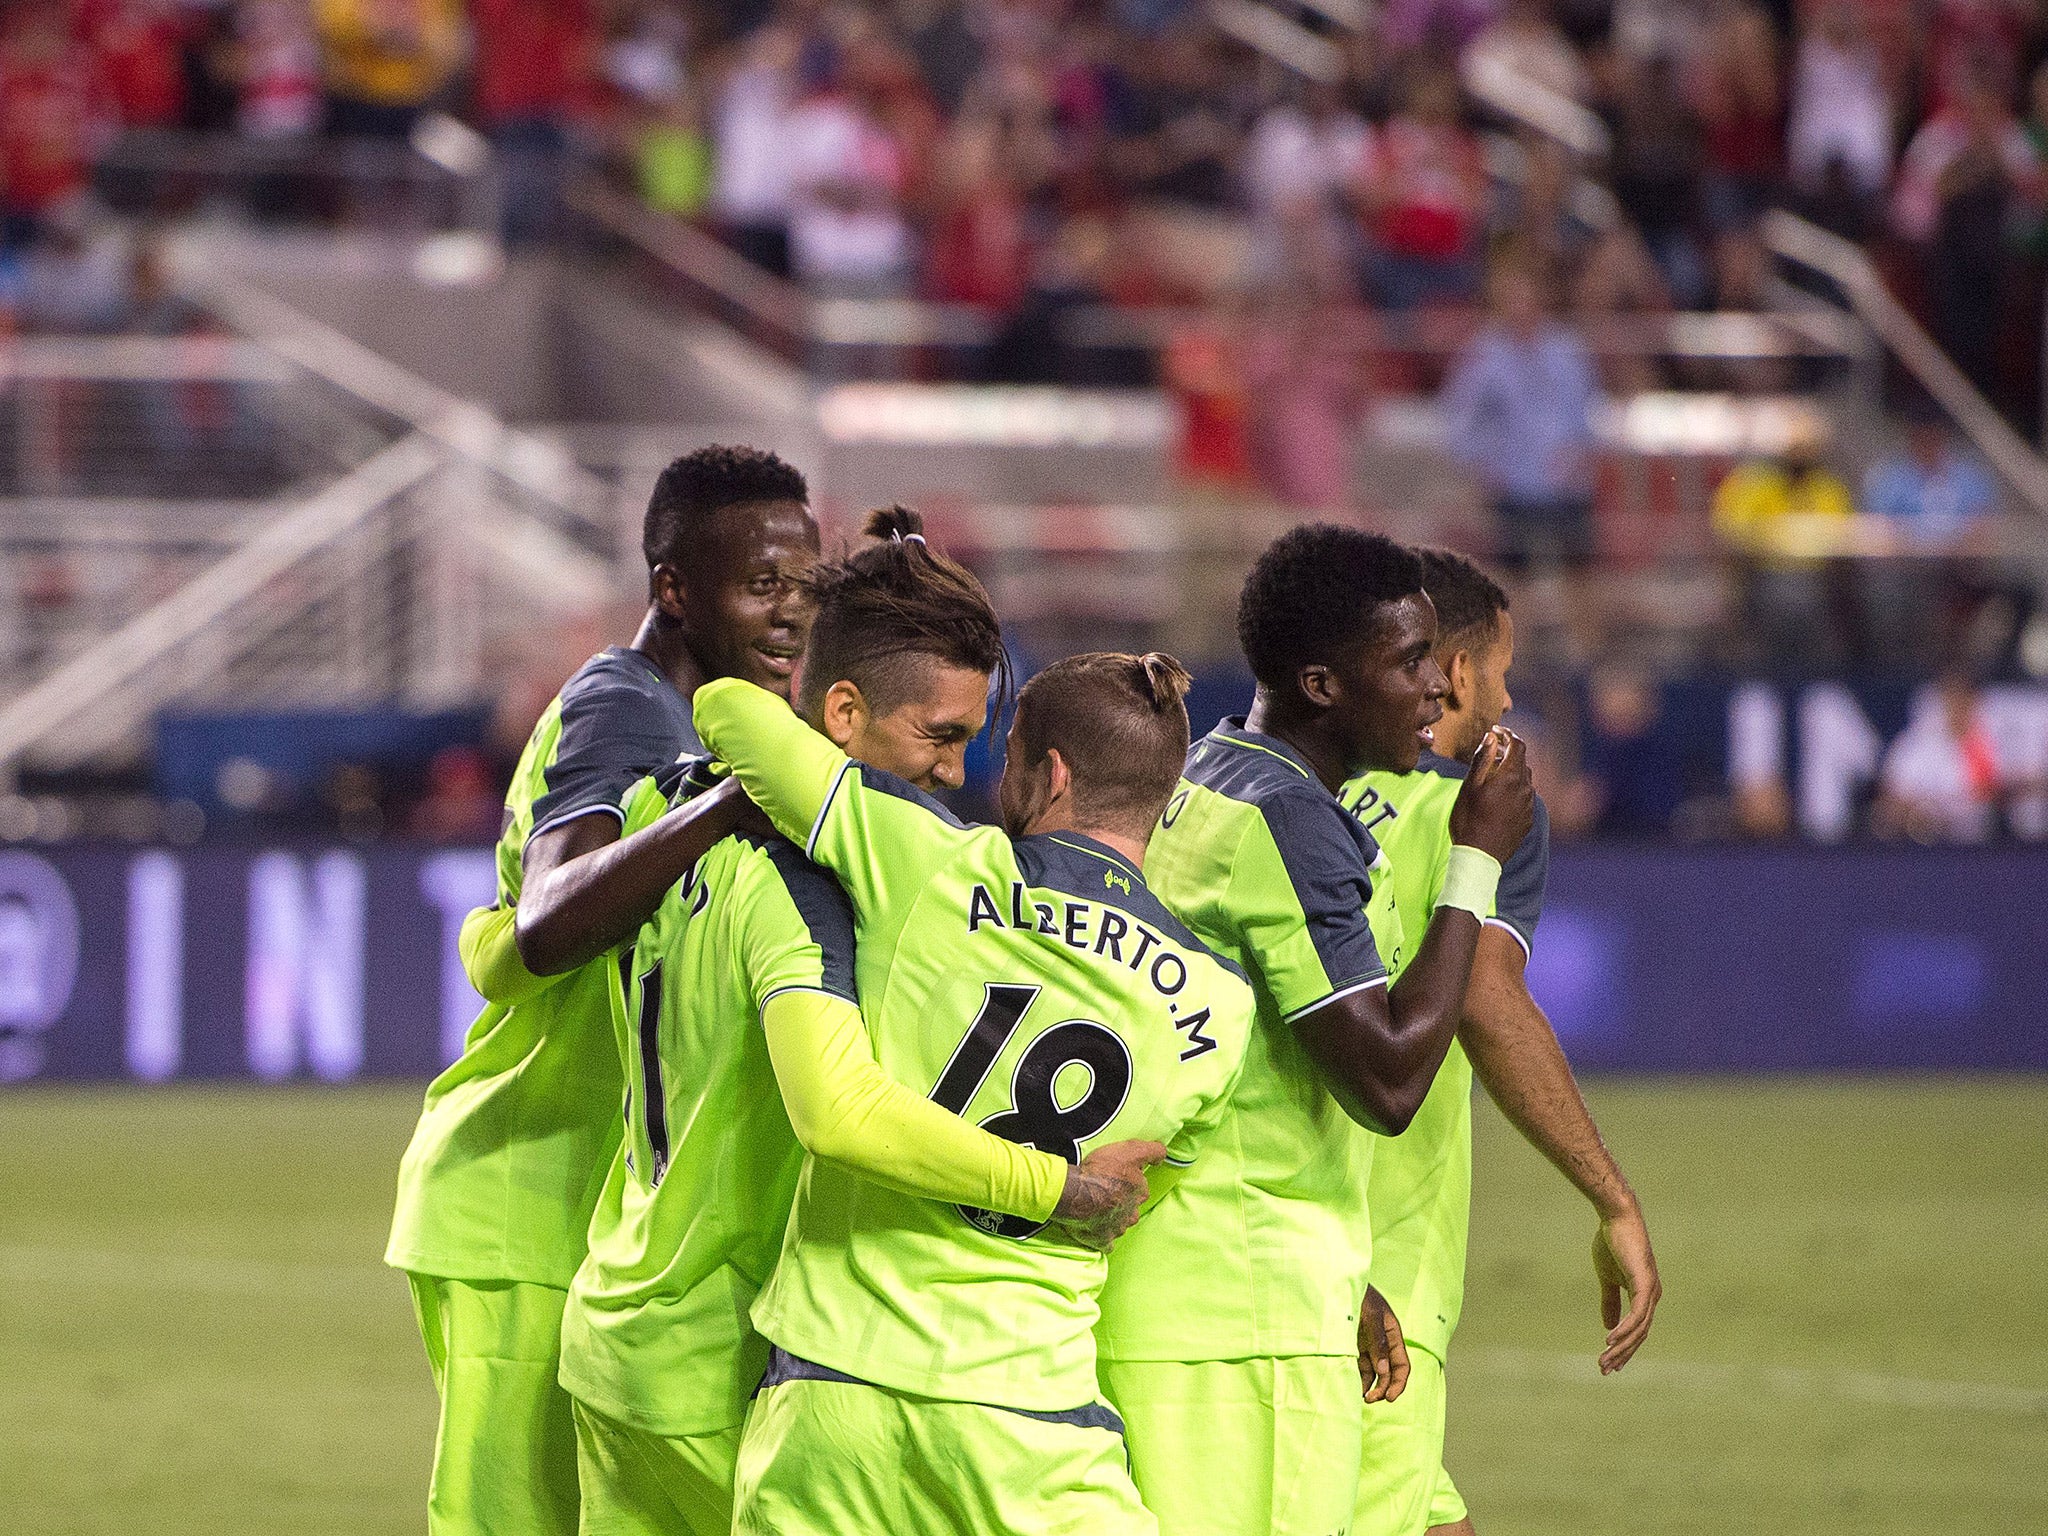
1096, 719, 1406, 1363
694, 679, 1255, 1415
386, 648, 699, 1287
559, 818, 860, 1437
1341, 753, 1549, 1360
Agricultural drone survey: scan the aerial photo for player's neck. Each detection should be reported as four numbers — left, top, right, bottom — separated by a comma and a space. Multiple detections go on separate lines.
1023, 810, 1149, 872
1244, 693, 1350, 795
629, 608, 709, 699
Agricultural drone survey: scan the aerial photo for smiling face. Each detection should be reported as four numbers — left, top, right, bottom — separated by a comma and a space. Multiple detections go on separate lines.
1313, 591, 1449, 775
823, 657, 991, 794
659, 499, 819, 697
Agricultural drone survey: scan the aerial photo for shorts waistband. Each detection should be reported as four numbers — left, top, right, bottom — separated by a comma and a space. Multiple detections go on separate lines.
758, 1346, 1126, 1437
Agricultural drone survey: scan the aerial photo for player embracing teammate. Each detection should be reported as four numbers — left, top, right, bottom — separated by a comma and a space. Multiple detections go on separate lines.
395, 462, 1658, 1536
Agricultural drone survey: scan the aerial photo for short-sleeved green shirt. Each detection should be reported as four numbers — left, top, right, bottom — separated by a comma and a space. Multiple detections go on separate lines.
386, 648, 699, 1287
1341, 753, 1550, 1361
558, 817, 858, 1437
1096, 720, 1407, 1363
692, 679, 1255, 1416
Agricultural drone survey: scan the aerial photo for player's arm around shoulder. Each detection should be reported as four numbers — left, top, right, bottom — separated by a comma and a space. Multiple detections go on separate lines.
693, 678, 975, 923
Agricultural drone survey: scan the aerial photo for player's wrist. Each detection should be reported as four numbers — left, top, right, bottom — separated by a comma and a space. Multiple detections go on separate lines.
1436, 845, 1502, 920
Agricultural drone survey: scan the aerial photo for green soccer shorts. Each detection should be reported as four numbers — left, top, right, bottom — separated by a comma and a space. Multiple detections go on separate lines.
407, 1273, 580, 1536
734, 1369, 1155, 1536
1353, 1344, 1467, 1536
1099, 1355, 1363, 1536
569, 1398, 740, 1536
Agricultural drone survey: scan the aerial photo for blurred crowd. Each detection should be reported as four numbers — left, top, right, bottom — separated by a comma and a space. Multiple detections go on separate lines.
4, 1, 2048, 390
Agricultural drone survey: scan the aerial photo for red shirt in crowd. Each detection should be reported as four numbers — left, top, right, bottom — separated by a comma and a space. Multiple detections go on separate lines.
0, 18, 114, 215
78, 0, 187, 129
467, 0, 595, 127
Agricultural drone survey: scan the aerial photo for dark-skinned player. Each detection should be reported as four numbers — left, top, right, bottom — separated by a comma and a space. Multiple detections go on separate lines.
1093, 526, 1535, 1536
384, 445, 817, 1536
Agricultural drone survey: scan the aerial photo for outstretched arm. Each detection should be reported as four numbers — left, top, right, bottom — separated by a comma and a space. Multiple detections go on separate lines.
515, 776, 755, 976
1461, 925, 1660, 1373
762, 990, 1154, 1249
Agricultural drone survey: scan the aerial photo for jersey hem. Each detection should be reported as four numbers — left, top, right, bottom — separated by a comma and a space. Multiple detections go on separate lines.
757, 1321, 1102, 1417
556, 1371, 751, 1441
382, 1249, 581, 1291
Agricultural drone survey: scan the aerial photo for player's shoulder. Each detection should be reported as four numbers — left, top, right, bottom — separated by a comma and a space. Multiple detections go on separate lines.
1014, 833, 1250, 986
557, 647, 693, 729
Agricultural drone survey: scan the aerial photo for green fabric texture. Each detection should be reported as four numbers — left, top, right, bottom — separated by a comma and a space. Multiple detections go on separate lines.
406, 1274, 581, 1536
734, 1378, 1156, 1536
693, 678, 1253, 1415
1100, 1354, 1366, 1536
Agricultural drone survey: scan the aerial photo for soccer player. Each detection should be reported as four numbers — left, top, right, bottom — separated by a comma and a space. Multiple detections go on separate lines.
559, 510, 1163, 1536
693, 649, 1257, 1536
1346, 549, 1661, 1536
384, 445, 817, 1536
1095, 525, 1535, 1536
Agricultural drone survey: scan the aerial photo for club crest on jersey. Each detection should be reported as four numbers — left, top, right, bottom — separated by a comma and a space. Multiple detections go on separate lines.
965, 881, 1188, 997
1103, 867, 1131, 896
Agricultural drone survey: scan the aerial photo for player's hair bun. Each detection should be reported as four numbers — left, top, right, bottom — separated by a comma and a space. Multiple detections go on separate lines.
1137, 652, 1193, 711
863, 505, 927, 548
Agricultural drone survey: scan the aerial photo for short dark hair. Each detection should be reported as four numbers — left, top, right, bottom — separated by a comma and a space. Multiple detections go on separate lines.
798, 507, 1009, 715
1012, 652, 1194, 835
1237, 525, 1425, 693
1416, 547, 1509, 651
643, 444, 808, 572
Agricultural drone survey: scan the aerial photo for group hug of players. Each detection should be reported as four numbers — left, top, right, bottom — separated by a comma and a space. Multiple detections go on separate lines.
383, 445, 1664, 1536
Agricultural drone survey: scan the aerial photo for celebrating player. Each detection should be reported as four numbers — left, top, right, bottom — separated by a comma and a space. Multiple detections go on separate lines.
384, 446, 817, 1536
1346, 549, 1660, 1536
693, 647, 1256, 1536
1094, 525, 1535, 1536
557, 510, 1162, 1536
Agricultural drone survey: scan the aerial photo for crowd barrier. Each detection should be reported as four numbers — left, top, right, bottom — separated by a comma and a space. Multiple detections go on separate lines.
0, 841, 2040, 1084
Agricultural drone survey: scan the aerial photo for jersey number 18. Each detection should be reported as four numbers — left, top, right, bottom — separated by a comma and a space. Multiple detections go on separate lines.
930, 983, 1132, 1239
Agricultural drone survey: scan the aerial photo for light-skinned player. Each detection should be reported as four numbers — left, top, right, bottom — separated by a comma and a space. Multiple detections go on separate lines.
695, 647, 1256, 1536
557, 509, 1162, 1536
1347, 549, 1661, 1536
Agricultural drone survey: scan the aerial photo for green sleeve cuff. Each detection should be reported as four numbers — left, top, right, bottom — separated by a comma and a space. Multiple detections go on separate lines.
458, 905, 559, 1007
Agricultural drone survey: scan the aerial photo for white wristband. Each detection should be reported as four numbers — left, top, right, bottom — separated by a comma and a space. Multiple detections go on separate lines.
1435, 845, 1502, 921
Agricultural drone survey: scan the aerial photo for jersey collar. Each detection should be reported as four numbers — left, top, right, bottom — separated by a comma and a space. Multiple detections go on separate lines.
1209, 717, 1316, 781
1031, 831, 1145, 889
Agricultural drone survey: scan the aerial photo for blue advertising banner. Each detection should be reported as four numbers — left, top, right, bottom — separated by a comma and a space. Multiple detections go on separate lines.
0, 843, 2040, 1083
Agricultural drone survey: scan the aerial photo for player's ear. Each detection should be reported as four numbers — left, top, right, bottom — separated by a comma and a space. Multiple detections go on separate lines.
1297, 662, 1337, 710
819, 679, 866, 750
1044, 747, 1073, 809
1445, 647, 1473, 710
650, 561, 688, 620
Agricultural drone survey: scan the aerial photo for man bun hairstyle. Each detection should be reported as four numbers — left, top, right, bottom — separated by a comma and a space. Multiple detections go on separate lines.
798, 506, 1010, 714
643, 443, 809, 575
1416, 547, 1509, 652
1012, 651, 1194, 836
1237, 524, 1425, 694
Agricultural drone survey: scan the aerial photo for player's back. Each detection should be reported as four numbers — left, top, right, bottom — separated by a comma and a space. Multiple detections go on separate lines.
1098, 720, 1405, 1364
388, 648, 697, 1288
1342, 751, 1548, 1358
560, 817, 855, 1438
751, 805, 1251, 1415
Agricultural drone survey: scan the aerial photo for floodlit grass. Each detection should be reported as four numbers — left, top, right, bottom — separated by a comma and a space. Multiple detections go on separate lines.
1, 1078, 2043, 1534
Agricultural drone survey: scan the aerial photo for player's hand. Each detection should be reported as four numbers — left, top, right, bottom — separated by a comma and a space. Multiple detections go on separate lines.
1359, 1284, 1411, 1404
1594, 1202, 1661, 1374
731, 785, 777, 841
1447, 726, 1535, 864
1054, 1140, 1167, 1251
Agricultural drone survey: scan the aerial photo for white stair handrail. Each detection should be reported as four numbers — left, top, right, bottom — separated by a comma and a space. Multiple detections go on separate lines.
0, 435, 442, 775
1762, 210, 2048, 521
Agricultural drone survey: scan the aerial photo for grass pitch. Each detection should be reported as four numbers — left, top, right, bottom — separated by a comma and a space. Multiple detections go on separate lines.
2, 1078, 2043, 1535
